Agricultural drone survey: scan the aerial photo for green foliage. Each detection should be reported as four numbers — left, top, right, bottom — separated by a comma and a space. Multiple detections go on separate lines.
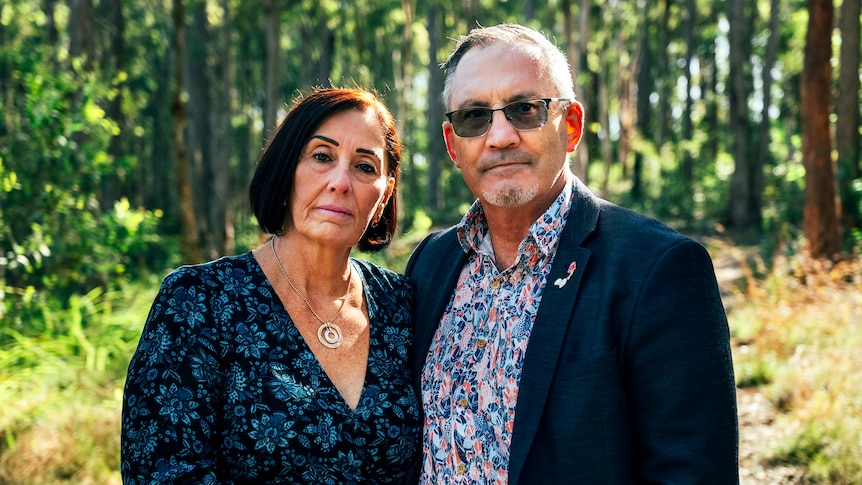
0, 19, 173, 300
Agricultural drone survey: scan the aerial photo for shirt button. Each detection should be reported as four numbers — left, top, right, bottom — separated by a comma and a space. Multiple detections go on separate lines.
457, 464, 467, 474
459, 397, 469, 408
491, 280, 501, 290
477, 339, 487, 349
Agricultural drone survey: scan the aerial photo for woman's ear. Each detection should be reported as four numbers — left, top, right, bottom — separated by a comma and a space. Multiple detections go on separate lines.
376, 177, 395, 222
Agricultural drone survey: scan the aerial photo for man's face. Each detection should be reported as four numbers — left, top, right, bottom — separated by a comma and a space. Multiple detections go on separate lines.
442, 42, 583, 211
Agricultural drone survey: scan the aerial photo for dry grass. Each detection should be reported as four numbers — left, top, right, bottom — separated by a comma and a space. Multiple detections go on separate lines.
0, 382, 123, 485
724, 244, 862, 484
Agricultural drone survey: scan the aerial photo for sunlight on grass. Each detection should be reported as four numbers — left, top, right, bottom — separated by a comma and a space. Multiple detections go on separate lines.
728, 248, 862, 484
0, 280, 157, 484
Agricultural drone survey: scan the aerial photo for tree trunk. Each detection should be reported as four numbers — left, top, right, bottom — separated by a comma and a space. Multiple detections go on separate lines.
573, 0, 592, 183
562, 0, 590, 182
317, 17, 334, 87
425, 3, 445, 217
220, 0, 235, 256
702, 2, 720, 162
836, 0, 861, 232
396, 0, 414, 135
68, 0, 95, 70
598, 45, 611, 198
801, 0, 840, 259
755, 0, 781, 221
632, 2, 654, 202
523, 0, 535, 20
43, 0, 59, 66
680, 0, 696, 190
67, 0, 95, 175
189, 1, 219, 258
616, 28, 634, 182
726, 0, 757, 230
101, 0, 126, 211
263, 0, 281, 135
172, 0, 202, 264
657, 0, 672, 147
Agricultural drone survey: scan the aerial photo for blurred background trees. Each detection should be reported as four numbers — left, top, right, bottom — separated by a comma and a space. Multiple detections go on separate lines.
1, 0, 859, 295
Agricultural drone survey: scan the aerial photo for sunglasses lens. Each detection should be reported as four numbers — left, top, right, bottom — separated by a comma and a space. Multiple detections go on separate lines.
450, 108, 492, 137
505, 101, 549, 130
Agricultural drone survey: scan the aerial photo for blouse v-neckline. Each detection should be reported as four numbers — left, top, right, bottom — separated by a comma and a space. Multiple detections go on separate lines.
255, 254, 373, 413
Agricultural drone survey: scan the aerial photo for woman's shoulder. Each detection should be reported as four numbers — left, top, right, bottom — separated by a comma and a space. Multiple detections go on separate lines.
350, 258, 412, 293
160, 252, 258, 290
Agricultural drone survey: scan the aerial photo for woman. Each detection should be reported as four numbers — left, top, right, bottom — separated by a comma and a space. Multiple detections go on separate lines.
121, 87, 421, 484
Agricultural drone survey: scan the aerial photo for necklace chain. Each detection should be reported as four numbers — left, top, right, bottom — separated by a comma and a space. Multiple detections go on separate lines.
270, 237, 351, 349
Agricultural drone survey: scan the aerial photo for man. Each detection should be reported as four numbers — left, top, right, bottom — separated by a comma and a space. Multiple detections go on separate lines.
405, 24, 738, 484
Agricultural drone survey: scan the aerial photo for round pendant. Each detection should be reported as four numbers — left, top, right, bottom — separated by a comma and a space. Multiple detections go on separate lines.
318, 323, 344, 349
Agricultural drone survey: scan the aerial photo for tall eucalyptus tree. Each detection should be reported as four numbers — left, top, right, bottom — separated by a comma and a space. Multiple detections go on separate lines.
801, 0, 840, 259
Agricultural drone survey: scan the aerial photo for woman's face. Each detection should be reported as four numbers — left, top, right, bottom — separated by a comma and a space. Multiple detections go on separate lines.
287, 108, 395, 249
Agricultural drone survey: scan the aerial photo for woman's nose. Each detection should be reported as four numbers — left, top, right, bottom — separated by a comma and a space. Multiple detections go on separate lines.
328, 161, 351, 192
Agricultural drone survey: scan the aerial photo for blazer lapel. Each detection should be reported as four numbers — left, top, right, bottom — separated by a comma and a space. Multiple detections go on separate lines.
409, 228, 467, 374
507, 180, 600, 485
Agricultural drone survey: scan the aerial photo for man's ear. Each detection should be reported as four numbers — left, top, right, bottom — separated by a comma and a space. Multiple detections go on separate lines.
443, 122, 460, 169
565, 101, 585, 152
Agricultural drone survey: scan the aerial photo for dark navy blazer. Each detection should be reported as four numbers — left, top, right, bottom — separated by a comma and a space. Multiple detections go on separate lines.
405, 179, 739, 484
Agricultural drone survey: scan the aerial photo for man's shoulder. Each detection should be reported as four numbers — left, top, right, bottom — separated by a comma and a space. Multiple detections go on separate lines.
405, 226, 463, 278
594, 199, 686, 240
412, 226, 461, 255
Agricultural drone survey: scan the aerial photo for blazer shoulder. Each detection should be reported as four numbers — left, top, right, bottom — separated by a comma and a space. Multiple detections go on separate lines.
593, 200, 694, 246
405, 226, 461, 277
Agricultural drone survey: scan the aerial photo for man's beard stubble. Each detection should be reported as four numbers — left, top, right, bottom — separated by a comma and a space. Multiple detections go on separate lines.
482, 183, 540, 208
478, 150, 540, 208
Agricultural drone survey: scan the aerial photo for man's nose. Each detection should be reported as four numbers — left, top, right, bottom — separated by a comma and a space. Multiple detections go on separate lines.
485, 110, 519, 149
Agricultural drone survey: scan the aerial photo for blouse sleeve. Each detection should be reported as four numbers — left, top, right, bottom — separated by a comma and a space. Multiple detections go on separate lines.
121, 267, 225, 484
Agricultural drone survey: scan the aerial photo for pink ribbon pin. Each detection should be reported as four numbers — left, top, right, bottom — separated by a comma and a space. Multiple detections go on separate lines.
553, 261, 578, 288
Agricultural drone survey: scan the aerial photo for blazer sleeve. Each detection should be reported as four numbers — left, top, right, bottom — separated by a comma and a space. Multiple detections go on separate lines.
624, 238, 739, 484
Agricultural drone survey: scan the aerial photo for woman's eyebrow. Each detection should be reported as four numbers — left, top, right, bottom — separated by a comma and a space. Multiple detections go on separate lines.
311, 134, 339, 146
356, 148, 381, 161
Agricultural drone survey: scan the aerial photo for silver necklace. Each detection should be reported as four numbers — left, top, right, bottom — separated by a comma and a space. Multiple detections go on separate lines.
270, 237, 351, 349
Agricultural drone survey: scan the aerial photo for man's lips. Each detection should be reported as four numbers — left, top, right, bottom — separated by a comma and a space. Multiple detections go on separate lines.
479, 151, 532, 172
483, 161, 528, 173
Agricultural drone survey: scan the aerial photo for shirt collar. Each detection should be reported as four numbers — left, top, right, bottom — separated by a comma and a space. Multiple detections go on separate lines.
456, 178, 575, 258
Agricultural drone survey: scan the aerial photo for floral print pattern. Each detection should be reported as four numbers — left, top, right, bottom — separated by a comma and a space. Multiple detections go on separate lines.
420, 181, 573, 484
121, 253, 420, 484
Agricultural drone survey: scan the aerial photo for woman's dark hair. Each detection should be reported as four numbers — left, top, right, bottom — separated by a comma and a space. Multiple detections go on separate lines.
249, 87, 401, 252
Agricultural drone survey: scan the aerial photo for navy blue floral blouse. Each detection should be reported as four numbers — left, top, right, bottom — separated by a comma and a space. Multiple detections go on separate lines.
121, 253, 421, 484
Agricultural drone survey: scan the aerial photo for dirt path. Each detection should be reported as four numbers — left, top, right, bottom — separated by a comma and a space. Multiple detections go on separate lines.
737, 388, 806, 484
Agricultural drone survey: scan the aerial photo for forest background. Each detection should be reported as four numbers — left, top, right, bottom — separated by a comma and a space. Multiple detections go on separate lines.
0, 0, 860, 483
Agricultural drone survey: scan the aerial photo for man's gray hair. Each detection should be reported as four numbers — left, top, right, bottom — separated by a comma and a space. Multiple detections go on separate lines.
440, 24, 577, 109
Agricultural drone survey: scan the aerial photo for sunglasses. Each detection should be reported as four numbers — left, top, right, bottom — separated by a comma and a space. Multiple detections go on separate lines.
445, 98, 570, 138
